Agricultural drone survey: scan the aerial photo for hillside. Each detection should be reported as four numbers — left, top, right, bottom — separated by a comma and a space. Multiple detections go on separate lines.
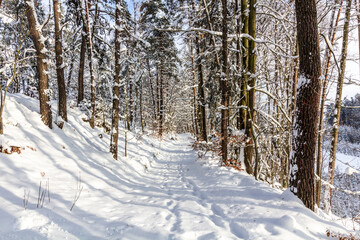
0, 94, 357, 239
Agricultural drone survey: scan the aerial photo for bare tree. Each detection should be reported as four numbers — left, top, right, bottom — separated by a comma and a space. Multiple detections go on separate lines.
324, 0, 352, 213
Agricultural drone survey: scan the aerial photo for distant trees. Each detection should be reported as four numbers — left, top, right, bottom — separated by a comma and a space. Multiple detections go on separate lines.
325, 0, 352, 213
140, 0, 179, 136
0, 0, 358, 216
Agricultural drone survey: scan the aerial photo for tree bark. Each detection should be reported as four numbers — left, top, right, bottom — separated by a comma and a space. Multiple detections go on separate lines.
244, 0, 256, 175
26, 0, 52, 129
110, 0, 121, 160
196, 33, 207, 142
77, 30, 86, 105
290, 0, 322, 211
325, 0, 352, 213
315, 0, 343, 207
53, 0, 67, 123
220, 0, 229, 162
80, 0, 96, 129
159, 67, 164, 137
190, 38, 199, 137
239, 0, 248, 131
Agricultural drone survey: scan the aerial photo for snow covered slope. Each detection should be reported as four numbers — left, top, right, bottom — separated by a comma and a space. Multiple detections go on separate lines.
0, 94, 356, 239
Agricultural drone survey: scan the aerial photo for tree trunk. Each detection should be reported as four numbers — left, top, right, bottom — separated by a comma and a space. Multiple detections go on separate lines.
129, 66, 134, 129
26, 0, 52, 129
110, 0, 121, 160
53, 0, 67, 124
324, 0, 352, 213
147, 60, 157, 121
80, 0, 96, 129
316, 0, 343, 207
290, 0, 322, 211
220, 0, 229, 162
77, 30, 86, 105
196, 33, 207, 142
190, 38, 199, 137
244, 0, 256, 175
159, 68, 164, 137
239, 0, 248, 131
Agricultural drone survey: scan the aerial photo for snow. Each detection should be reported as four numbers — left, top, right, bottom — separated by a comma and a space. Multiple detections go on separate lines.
297, 74, 310, 90
0, 94, 357, 239
156, 10, 166, 19
0, 12, 14, 24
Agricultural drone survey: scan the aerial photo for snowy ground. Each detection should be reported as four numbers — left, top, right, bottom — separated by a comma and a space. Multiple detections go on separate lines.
0, 94, 358, 239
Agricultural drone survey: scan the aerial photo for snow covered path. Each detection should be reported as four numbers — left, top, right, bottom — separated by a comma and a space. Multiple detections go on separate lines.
0, 94, 353, 239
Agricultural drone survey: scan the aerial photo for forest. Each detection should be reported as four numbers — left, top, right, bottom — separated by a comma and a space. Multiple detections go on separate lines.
0, 0, 360, 238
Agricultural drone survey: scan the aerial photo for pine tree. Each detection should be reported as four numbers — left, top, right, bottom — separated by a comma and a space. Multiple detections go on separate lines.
140, 0, 178, 136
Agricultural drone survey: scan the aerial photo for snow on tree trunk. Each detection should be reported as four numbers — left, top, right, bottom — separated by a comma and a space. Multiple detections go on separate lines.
110, 0, 122, 160
244, 0, 257, 175
53, 0, 67, 124
25, 0, 52, 129
290, 0, 322, 211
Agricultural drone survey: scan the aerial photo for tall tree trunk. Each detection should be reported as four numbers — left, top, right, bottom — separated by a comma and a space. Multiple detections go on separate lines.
190, 38, 199, 137
80, 0, 96, 129
129, 63, 134, 129
53, 0, 67, 124
324, 0, 352, 213
159, 68, 164, 137
77, 30, 86, 105
220, 0, 229, 162
245, 0, 256, 175
239, 0, 248, 131
156, 68, 161, 134
25, 0, 52, 129
147, 59, 157, 121
285, 43, 299, 189
316, 0, 343, 207
196, 33, 207, 142
290, 0, 322, 211
110, 0, 121, 160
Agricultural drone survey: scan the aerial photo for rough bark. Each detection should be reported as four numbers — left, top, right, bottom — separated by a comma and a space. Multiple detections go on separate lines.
196, 33, 207, 142
290, 0, 322, 211
25, 0, 52, 129
325, 0, 351, 213
244, 0, 256, 175
77, 31, 86, 105
190, 39, 199, 137
239, 0, 248, 131
220, 0, 229, 162
80, 0, 96, 129
159, 68, 164, 137
110, 0, 121, 160
53, 0, 67, 123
